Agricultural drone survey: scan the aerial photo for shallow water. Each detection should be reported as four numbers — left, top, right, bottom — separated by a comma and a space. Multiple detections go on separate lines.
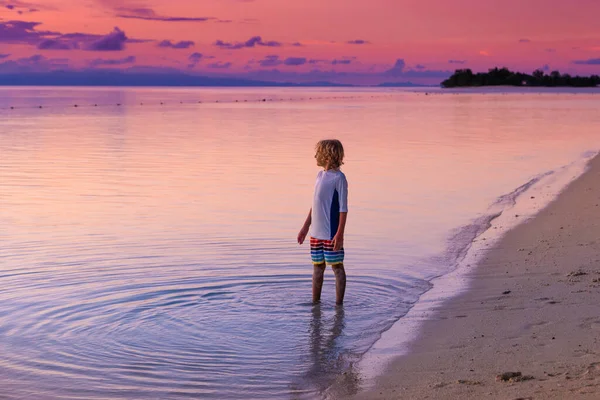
1, 87, 599, 399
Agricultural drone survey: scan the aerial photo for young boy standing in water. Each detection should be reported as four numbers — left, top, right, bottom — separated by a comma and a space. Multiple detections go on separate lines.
297, 140, 349, 305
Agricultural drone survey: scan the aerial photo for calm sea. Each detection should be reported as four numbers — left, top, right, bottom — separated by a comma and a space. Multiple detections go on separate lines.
1, 87, 599, 399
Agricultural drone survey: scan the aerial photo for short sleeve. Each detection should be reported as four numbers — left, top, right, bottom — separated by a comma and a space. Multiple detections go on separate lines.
337, 174, 348, 212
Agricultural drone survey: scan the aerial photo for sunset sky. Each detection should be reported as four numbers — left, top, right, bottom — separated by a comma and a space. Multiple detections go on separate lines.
1, 0, 600, 84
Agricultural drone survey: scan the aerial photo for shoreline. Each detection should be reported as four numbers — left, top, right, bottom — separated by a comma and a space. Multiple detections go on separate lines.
346, 153, 600, 399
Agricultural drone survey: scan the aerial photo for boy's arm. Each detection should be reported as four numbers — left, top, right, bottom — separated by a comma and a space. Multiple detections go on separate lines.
332, 212, 347, 251
297, 208, 312, 244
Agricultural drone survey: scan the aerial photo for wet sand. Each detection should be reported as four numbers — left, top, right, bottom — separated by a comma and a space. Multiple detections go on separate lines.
354, 154, 600, 399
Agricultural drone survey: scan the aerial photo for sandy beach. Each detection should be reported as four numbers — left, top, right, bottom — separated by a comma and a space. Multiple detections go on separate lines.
354, 154, 600, 399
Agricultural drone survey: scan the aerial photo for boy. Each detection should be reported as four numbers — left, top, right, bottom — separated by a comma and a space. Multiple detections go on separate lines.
297, 139, 348, 305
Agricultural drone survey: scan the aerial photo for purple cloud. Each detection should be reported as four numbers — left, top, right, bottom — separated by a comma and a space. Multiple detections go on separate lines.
85, 27, 127, 51
0, 20, 56, 44
0, 20, 147, 52
383, 58, 406, 77
0, 54, 10, 59
208, 61, 232, 69
99, 0, 216, 22
37, 39, 75, 50
384, 59, 406, 76
0, 1, 50, 16
158, 40, 195, 49
292, 42, 303, 47
259, 55, 282, 67
189, 52, 203, 62
309, 59, 327, 64
0, 53, 69, 73
89, 55, 136, 67
284, 57, 306, 66
519, 39, 531, 43
347, 39, 370, 45
573, 58, 600, 65
187, 52, 203, 68
540, 64, 550, 71
415, 64, 426, 70
448, 59, 466, 64
214, 36, 282, 50
332, 59, 352, 65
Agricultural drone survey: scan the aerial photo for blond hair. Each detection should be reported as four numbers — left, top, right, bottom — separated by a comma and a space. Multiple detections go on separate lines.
315, 139, 345, 170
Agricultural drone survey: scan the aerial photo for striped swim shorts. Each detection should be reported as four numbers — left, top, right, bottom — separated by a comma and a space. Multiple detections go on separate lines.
310, 237, 344, 265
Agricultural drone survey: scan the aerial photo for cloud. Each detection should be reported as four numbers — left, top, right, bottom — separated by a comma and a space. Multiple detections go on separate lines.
158, 40, 195, 49
0, 21, 143, 52
0, 20, 56, 44
86, 27, 128, 51
332, 59, 352, 65
540, 64, 550, 71
37, 38, 75, 50
448, 59, 466, 64
383, 59, 406, 76
415, 64, 426, 70
208, 61, 232, 69
573, 58, 600, 65
309, 59, 327, 64
189, 52, 203, 62
116, 8, 214, 22
0, 53, 69, 73
545, 48, 556, 53
347, 39, 370, 45
519, 39, 531, 43
259, 55, 281, 67
0, 54, 10, 59
89, 55, 136, 67
214, 36, 282, 50
284, 57, 306, 66
479, 50, 490, 56
94, 2, 215, 22
292, 42, 303, 47
0, 0, 50, 11
187, 52, 203, 68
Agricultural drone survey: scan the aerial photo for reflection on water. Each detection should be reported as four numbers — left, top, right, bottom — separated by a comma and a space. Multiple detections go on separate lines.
1, 87, 600, 399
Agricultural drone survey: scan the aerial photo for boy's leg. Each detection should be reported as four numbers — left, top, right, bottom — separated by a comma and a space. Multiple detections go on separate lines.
332, 264, 346, 305
312, 263, 326, 303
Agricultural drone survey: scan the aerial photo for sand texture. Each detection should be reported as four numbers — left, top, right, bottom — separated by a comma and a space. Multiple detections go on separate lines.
354, 155, 600, 399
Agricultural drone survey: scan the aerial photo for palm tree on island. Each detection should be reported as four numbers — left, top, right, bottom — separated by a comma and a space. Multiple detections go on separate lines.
441, 67, 600, 88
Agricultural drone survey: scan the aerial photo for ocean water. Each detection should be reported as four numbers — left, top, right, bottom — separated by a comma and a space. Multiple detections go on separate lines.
1, 87, 599, 399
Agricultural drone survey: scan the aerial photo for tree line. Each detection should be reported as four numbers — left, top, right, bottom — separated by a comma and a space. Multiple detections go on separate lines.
442, 67, 600, 88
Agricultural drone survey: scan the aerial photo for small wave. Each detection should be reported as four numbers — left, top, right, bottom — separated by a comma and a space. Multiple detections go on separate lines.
492, 170, 554, 209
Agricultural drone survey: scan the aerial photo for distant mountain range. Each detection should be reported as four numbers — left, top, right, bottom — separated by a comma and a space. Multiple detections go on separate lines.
0, 70, 346, 87
0, 70, 429, 88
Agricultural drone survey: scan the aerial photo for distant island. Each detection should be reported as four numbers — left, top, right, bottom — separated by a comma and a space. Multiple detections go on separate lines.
442, 67, 600, 88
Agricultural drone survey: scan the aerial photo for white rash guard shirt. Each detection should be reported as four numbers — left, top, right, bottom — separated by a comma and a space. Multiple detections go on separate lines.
310, 169, 348, 240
